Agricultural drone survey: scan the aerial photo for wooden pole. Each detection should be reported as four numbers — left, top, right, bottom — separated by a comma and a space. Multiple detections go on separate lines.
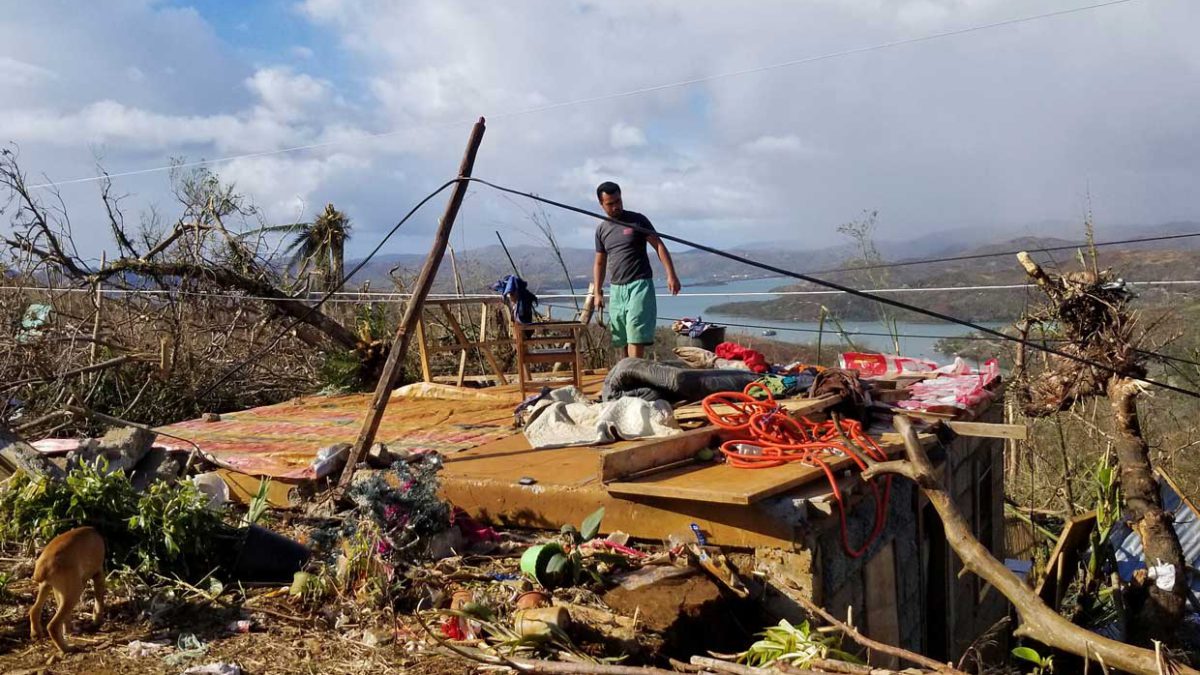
448, 245, 469, 386
337, 118, 486, 489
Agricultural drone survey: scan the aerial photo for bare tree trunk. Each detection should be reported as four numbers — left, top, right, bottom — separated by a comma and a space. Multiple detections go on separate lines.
1107, 376, 1187, 638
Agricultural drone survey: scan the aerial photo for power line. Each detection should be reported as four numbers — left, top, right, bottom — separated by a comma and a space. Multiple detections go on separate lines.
466, 177, 1200, 400
27, 0, 1139, 191
806, 231, 1200, 276
538, 300, 1200, 375
10, 278, 1200, 302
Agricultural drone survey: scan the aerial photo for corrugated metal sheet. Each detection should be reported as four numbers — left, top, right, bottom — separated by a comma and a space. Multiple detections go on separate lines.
1110, 474, 1200, 597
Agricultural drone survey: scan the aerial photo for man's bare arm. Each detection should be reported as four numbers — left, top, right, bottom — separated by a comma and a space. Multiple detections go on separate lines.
648, 235, 681, 295
592, 251, 607, 307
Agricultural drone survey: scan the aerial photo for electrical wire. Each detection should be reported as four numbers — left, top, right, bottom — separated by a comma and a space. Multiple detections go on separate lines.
804, 231, 1200, 276
466, 177, 1200, 400
27, 0, 1139, 191
12, 276, 1200, 300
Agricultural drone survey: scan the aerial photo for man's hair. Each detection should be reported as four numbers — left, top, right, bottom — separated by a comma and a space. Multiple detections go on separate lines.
596, 181, 621, 200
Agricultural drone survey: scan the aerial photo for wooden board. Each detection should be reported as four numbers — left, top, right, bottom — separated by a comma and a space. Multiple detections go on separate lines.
864, 542, 901, 669
606, 434, 932, 505
945, 421, 1027, 441
1034, 510, 1097, 610
598, 427, 722, 482
672, 394, 840, 423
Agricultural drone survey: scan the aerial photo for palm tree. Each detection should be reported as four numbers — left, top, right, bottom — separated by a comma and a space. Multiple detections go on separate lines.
284, 204, 351, 292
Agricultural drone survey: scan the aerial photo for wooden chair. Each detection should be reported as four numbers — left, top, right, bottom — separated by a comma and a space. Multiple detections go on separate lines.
513, 319, 586, 395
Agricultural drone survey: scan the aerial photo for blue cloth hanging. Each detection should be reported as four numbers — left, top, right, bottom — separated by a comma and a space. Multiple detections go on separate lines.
492, 275, 539, 324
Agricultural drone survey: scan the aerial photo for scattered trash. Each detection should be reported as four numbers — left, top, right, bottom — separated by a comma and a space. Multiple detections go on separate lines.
125, 639, 170, 657
360, 627, 394, 647
16, 303, 52, 343
192, 472, 230, 509
182, 663, 242, 675
515, 589, 551, 609
163, 633, 209, 666
311, 442, 350, 479
513, 606, 570, 639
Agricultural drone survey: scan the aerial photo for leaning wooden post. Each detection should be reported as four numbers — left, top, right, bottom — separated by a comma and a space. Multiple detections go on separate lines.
337, 117, 486, 490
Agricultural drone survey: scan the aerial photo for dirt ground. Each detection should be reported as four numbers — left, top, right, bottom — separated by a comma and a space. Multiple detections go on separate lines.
0, 580, 468, 675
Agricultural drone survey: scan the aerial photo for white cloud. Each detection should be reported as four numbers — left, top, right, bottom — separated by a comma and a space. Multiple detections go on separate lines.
221, 153, 370, 223
4, 0, 1200, 259
740, 134, 813, 156
0, 56, 55, 87
609, 122, 647, 149
244, 67, 331, 121
0, 99, 298, 152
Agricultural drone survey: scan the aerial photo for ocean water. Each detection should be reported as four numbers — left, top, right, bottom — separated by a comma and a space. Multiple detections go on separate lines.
541, 276, 1011, 362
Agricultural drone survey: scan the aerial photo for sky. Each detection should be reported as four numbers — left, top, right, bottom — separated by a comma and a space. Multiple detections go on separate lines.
1, 0, 1198, 260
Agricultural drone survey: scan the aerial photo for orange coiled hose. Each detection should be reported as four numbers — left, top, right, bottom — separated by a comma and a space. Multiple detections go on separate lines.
703, 383, 893, 558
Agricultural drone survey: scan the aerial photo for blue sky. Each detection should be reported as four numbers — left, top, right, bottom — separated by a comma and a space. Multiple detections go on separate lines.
1, 0, 1198, 259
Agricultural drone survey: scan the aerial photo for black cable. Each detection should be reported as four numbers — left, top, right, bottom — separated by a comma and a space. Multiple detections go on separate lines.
543, 301, 1200, 370
197, 178, 459, 400
803, 231, 1200, 276
468, 177, 1200, 400
538, 300, 1018, 342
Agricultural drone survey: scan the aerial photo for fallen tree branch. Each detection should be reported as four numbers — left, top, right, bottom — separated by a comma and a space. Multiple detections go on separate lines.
2, 354, 140, 391
769, 581, 961, 674
100, 259, 359, 349
868, 416, 1197, 675
689, 656, 767, 675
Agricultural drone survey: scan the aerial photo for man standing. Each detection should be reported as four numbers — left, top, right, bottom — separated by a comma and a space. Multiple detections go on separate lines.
592, 182, 682, 359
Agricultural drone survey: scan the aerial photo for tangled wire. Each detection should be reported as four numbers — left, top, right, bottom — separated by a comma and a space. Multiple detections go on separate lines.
703, 383, 892, 558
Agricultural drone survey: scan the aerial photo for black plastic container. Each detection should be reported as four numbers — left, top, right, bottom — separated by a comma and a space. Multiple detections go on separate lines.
675, 325, 726, 352
231, 525, 310, 583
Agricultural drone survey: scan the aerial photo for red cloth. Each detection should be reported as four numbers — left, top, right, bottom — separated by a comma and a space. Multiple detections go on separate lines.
715, 342, 769, 373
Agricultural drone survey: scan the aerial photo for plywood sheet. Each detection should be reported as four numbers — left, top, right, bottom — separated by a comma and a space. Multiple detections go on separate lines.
864, 542, 901, 669
672, 394, 839, 423
606, 433, 932, 505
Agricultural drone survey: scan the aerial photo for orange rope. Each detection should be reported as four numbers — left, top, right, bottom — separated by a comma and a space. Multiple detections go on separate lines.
703, 384, 892, 558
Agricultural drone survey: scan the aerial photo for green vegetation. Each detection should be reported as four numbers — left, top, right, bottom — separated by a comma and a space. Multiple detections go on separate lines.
740, 619, 860, 669
0, 462, 239, 579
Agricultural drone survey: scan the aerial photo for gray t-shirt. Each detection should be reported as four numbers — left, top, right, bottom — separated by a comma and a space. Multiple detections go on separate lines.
595, 210, 656, 286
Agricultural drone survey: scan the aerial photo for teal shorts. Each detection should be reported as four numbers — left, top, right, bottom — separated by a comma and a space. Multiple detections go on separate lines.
609, 278, 657, 347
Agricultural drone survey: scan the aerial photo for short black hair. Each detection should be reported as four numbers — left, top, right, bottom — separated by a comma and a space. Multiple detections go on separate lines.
596, 181, 621, 201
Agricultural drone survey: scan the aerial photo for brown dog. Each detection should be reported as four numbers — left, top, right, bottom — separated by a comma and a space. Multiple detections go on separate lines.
29, 526, 106, 653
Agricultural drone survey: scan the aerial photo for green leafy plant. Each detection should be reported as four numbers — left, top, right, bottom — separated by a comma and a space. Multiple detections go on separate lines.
0, 463, 238, 579
741, 619, 860, 668
1012, 646, 1055, 675
244, 477, 272, 526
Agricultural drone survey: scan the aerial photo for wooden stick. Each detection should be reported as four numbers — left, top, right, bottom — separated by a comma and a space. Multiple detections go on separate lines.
690, 656, 768, 674
338, 118, 486, 490
88, 251, 105, 383
4, 354, 136, 390
769, 582, 960, 674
